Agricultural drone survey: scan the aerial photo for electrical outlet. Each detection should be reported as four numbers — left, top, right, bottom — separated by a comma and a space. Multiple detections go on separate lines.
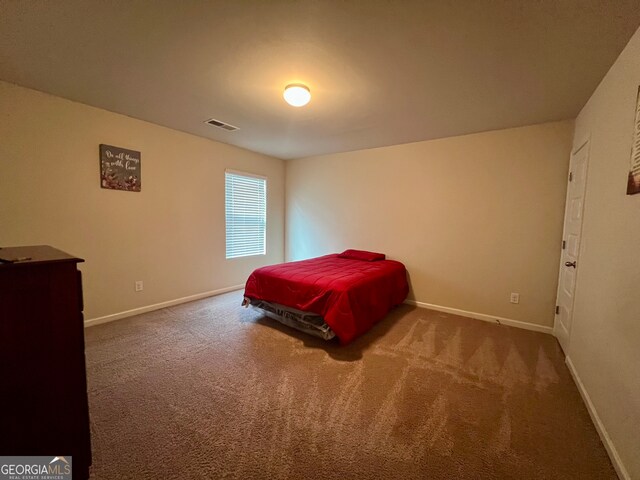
135, 280, 143, 292
510, 292, 520, 304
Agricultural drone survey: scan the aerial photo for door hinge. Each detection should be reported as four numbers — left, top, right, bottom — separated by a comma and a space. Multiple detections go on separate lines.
562, 240, 566, 250
555, 305, 560, 315
569, 171, 573, 182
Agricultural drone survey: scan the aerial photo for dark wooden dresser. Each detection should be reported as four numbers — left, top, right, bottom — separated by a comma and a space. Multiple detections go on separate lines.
0, 245, 91, 479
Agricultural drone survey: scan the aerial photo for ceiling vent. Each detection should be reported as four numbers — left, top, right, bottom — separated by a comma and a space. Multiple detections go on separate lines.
204, 118, 239, 131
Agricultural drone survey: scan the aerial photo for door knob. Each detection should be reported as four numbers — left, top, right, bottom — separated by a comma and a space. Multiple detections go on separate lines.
564, 261, 577, 268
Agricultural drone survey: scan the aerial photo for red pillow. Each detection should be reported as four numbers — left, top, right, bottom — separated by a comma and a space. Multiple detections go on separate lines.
337, 249, 386, 261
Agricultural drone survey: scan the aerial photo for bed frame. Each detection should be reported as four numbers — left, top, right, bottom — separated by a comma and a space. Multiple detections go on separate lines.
243, 297, 336, 340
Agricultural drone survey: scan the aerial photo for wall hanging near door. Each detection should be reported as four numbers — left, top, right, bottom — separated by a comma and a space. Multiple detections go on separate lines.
100, 144, 141, 192
627, 86, 640, 195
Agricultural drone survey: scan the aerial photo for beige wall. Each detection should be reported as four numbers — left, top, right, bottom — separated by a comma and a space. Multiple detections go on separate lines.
286, 121, 574, 328
0, 81, 285, 320
568, 26, 640, 480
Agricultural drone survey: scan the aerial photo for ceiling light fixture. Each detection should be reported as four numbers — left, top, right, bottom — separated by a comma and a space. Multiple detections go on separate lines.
283, 84, 311, 107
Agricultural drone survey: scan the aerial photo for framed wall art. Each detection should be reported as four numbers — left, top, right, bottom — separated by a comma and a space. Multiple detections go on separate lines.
100, 144, 141, 192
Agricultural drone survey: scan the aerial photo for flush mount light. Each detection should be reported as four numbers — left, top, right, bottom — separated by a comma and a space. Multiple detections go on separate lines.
283, 84, 311, 107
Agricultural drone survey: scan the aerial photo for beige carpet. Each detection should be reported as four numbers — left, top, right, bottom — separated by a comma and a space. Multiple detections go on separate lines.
85, 291, 615, 479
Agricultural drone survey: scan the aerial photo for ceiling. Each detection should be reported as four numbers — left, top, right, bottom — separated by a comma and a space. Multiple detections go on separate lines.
1, 1, 639, 160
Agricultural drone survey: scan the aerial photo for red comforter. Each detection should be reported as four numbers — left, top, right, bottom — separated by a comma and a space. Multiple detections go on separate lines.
243, 254, 409, 344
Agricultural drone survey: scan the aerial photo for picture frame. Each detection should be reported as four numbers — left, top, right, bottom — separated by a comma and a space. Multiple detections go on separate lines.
100, 144, 141, 192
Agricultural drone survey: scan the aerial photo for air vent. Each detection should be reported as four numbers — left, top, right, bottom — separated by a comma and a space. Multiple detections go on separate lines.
204, 118, 239, 131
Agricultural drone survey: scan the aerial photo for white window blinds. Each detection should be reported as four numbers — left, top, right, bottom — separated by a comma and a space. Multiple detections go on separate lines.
225, 170, 267, 259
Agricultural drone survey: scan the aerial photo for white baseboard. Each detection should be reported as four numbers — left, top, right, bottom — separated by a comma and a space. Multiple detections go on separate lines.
565, 356, 629, 480
84, 284, 244, 328
404, 299, 553, 334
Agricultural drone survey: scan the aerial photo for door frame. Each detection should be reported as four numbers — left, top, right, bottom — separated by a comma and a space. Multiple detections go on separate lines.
554, 135, 591, 353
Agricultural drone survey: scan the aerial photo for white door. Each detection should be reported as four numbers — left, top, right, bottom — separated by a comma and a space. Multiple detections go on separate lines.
554, 139, 590, 353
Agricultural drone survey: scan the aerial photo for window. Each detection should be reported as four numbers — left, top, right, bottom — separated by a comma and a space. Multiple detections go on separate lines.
225, 170, 267, 259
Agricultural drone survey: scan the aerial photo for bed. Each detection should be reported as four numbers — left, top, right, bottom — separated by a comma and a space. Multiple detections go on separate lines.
242, 250, 409, 344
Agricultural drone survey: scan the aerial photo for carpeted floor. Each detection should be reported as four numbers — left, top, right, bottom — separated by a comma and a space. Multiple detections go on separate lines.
84, 291, 615, 479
